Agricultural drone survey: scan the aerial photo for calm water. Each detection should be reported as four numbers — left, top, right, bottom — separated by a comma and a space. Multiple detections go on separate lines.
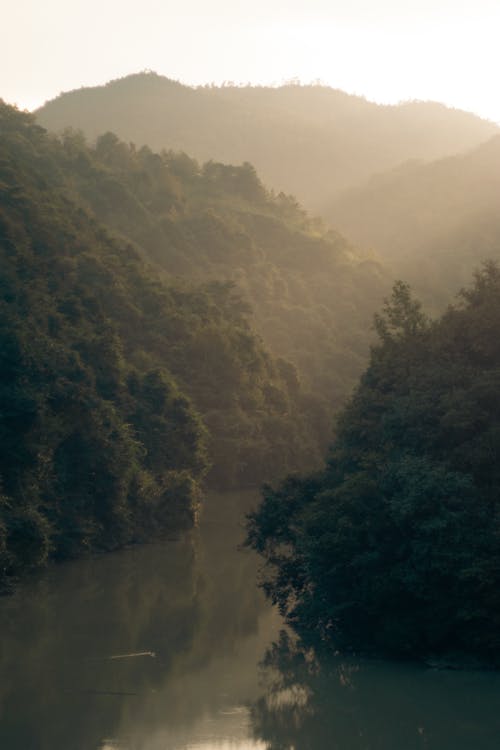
0, 491, 499, 749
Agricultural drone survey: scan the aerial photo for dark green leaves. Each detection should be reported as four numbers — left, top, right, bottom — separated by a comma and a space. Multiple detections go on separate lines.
249, 271, 500, 663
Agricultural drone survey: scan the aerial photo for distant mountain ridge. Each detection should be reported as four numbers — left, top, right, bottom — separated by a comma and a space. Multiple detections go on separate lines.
327, 133, 500, 306
36, 72, 498, 211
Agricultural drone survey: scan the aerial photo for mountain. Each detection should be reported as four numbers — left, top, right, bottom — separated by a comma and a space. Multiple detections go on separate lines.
328, 134, 500, 306
56, 128, 388, 424
0, 101, 396, 586
35, 72, 498, 212
0, 102, 332, 583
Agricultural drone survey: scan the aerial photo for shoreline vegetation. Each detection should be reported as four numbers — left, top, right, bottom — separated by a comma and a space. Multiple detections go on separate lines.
0, 102, 383, 589
247, 270, 500, 667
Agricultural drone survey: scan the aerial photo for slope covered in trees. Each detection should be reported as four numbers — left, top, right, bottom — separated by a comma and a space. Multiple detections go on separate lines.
248, 267, 500, 664
35, 72, 498, 211
0, 103, 324, 586
53, 127, 388, 425
329, 135, 500, 306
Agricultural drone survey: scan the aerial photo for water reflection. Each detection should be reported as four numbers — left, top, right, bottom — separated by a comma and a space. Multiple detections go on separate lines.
251, 631, 500, 750
1, 491, 499, 749
0, 492, 277, 750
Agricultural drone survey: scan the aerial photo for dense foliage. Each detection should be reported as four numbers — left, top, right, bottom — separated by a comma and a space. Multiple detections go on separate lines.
0, 102, 323, 584
248, 267, 500, 663
53, 127, 387, 432
36, 71, 497, 211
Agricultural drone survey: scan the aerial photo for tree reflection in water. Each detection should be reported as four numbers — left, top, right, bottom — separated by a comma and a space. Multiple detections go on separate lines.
0, 492, 275, 750
1, 492, 499, 750
251, 631, 500, 750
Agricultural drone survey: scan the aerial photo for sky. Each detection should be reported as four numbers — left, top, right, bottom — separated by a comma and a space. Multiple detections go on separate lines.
2, 0, 500, 122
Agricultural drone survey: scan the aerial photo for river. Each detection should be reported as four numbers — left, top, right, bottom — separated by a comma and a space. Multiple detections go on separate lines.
0, 491, 499, 749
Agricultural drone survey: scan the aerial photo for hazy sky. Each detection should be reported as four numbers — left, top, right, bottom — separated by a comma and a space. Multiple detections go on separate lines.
3, 0, 500, 121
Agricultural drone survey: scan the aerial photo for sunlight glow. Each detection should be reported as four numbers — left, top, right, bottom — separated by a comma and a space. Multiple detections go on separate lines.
1, 0, 500, 121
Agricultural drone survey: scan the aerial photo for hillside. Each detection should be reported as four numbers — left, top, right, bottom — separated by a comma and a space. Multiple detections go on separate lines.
328, 135, 500, 306
35, 72, 498, 211
0, 102, 329, 583
55, 129, 388, 419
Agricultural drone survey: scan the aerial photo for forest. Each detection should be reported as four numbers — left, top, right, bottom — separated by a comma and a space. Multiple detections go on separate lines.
0, 103, 331, 585
1, 69, 500, 669
247, 269, 500, 663
0, 101, 388, 589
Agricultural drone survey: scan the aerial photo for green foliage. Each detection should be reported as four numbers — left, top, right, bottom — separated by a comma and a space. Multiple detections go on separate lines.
33, 102, 356, 478
0, 101, 342, 586
248, 267, 500, 663
49, 119, 389, 448
0, 102, 210, 582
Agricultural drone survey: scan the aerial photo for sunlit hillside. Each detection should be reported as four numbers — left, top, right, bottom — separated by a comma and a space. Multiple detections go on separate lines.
57, 129, 388, 417
0, 101, 391, 583
36, 72, 498, 212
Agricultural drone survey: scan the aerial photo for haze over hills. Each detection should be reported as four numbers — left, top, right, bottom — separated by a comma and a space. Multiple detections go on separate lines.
0, 102, 314, 580
328, 134, 500, 305
60, 129, 387, 415
36, 72, 499, 212
0, 101, 390, 584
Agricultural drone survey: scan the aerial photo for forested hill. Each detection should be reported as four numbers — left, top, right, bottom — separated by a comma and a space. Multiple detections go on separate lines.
35, 72, 498, 211
248, 269, 500, 665
0, 102, 392, 586
57, 129, 387, 419
0, 102, 332, 585
328, 134, 500, 307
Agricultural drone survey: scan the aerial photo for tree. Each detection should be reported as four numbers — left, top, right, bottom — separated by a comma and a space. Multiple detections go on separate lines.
248, 272, 500, 663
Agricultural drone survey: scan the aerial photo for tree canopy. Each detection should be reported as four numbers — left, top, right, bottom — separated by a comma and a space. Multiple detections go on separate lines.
248, 265, 500, 664
0, 101, 334, 586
